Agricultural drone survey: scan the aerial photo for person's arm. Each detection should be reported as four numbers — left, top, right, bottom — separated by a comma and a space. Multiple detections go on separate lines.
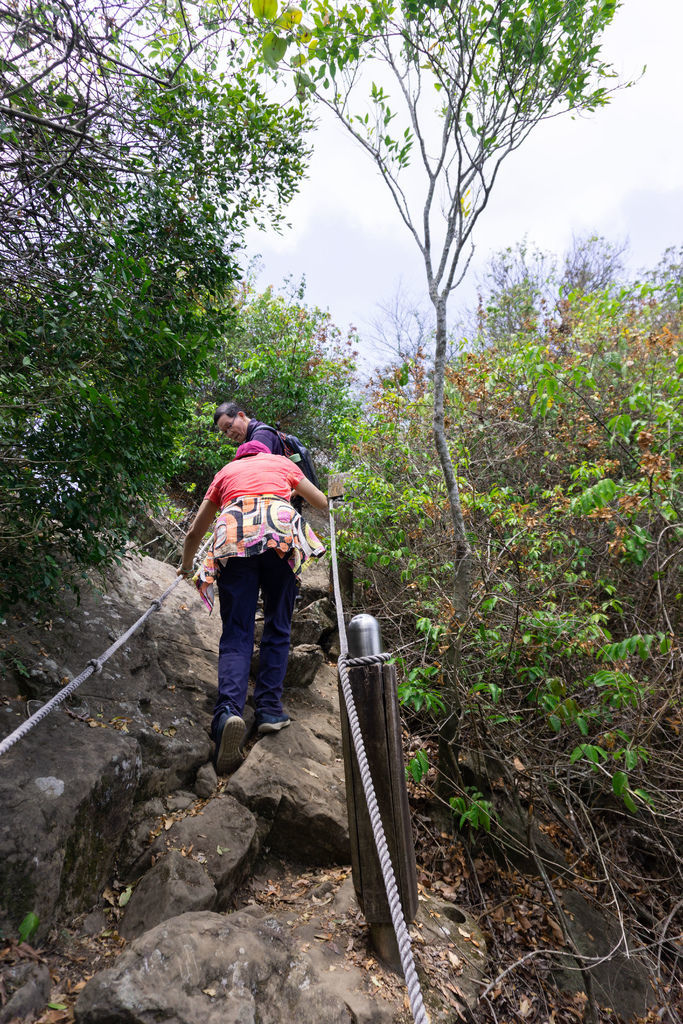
177, 499, 219, 576
292, 476, 328, 511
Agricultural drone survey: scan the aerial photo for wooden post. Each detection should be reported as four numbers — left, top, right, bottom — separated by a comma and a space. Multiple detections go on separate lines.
339, 660, 419, 969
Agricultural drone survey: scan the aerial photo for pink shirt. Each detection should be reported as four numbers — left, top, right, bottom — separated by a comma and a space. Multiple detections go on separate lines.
204, 453, 303, 509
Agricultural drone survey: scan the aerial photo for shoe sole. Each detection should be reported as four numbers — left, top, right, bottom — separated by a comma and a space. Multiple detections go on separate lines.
257, 719, 291, 735
215, 716, 245, 774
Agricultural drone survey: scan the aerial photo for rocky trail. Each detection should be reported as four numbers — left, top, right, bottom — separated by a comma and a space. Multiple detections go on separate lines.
0, 553, 485, 1024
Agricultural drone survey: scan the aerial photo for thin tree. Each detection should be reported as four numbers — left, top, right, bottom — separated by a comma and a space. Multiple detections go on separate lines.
311, 0, 620, 620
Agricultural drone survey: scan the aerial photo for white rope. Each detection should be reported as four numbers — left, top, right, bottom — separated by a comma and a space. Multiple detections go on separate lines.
328, 504, 428, 1024
0, 540, 210, 759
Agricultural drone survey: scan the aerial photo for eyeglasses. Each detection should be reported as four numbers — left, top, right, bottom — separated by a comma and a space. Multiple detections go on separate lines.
219, 418, 234, 434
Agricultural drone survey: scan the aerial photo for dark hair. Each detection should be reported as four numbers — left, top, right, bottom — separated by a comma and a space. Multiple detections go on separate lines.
213, 401, 246, 426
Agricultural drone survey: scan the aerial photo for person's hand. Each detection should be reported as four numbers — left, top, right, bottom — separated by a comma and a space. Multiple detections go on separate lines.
177, 565, 194, 579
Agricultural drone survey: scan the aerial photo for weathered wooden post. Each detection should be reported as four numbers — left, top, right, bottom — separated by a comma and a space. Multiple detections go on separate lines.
339, 614, 419, 969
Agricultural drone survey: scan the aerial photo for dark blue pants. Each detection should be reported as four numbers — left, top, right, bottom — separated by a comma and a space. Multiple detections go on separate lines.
212, 550, 297, 737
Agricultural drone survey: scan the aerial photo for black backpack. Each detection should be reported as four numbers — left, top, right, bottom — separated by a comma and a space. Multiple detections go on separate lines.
259, 425, 320, 494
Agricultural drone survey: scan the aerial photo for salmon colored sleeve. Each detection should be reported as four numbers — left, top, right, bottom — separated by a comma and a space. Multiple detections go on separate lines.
286, 464, 304, 489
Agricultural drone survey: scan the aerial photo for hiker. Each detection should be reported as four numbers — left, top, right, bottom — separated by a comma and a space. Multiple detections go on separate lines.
177, 440, 328, 774
213, 401, 319, 513
213, 401, 285, 455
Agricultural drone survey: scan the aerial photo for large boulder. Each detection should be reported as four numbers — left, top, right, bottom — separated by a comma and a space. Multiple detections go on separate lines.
228, 723, 350, 864
551, 888, 654, 1021
0, 961, 52, 1024
74, 907, 391, 1024
0, 712, 140, 940
0, 554, 343, 940
290, 597, 336, 647
284, 643, 326, 688
149, 793, 260, 910
1, 555, 218, 802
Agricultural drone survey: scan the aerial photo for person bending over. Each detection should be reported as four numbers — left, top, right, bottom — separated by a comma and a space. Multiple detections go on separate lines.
178, 441, 328, 774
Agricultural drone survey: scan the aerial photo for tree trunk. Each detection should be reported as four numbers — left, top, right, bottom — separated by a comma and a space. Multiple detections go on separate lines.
431, 295, 473, 803
431, 296, 472, 620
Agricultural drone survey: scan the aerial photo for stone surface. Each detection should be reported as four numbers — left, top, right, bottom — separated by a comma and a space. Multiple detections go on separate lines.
165, 790, 196, 812
551, 888, 654, 1020
290, 597, 336, 647
0, 555, 350, 943
228, 722, 349, 864
194, 761, 217, 799
411, 891, 488, 1020
0, 714, 140, 940
0, 961, 51, 1024
150, 794, 260, 910
283, 643, 326, 688
120, 849, 217, 940
74, 907, 391, 1024
115, 797, 166, 882
81, 909, 108, 936
295, 557, 330, 608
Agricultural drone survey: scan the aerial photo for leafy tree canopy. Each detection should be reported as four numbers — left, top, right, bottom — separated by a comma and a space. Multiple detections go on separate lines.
336, 247, 681, 878
0, 0, 312, 608
1, 0, 310, 287
281, 0, 623, 622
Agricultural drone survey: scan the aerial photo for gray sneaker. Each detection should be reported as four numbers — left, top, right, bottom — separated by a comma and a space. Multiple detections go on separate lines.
256, 713, 291, 735
214, 714, 245, 774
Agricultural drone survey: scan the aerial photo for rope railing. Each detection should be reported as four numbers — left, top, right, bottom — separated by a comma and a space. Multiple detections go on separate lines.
0, 579, 179, 759
328, 503, 428, 1024
0, 537, 211, 760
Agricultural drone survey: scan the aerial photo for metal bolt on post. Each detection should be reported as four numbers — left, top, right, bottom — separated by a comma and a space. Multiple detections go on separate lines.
348, 614, 384, 658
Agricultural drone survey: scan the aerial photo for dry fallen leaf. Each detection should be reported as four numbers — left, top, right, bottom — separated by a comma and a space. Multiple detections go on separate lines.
546, 914, 565, 944
519, 996, 533, 1018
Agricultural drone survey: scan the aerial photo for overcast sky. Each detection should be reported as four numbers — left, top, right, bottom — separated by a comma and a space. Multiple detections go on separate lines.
243, 0, 683, 340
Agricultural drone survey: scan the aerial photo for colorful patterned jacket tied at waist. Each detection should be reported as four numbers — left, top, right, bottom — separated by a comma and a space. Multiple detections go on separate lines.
195, 495, 325, 612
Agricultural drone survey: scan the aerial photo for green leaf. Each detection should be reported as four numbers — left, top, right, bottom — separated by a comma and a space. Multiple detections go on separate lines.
275, 7, 302, 29
118, 885, 133, 907
622, 792, 637, 813
252, 0, 278, 20
262, 33, 288, 67
406, 749, 429, 783
18, 911, 39, 943
624, 749, 638, 770
612, 770, 627, 796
